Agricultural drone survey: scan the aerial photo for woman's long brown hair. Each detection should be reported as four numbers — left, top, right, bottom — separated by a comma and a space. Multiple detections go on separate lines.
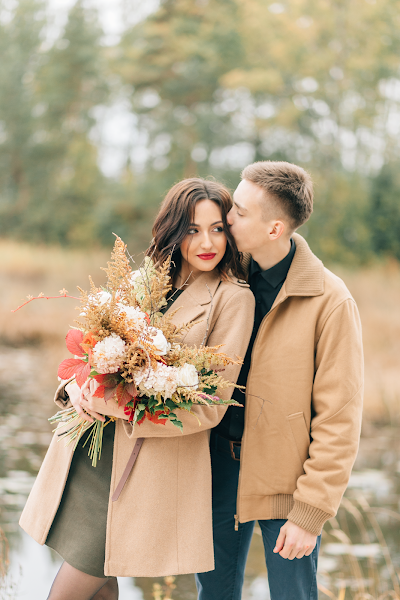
146, 178, 245, 283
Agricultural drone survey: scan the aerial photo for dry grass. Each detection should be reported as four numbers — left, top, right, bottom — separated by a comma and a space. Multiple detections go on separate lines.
0, 239, 112, 346
336, 262, 400, 423
1, 239, 399, 422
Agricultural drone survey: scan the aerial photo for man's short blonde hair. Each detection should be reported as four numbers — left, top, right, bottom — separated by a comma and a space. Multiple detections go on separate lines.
241, 161, 313, 231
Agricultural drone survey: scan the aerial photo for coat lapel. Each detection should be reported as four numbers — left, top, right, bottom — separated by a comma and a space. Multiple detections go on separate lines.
164, 269, 222, 328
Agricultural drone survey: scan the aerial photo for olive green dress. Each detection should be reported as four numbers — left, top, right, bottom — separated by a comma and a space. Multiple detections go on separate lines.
46, 290, 183, 577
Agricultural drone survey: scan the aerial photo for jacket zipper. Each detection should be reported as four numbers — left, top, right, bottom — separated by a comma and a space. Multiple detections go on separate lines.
234, 292, 288, 529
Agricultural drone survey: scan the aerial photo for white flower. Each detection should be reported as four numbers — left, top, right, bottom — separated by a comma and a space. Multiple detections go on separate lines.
130, 270, 142, 285
149, 328, 171, 356
92, 333, 126, 374
81, 290, 112, 316
176, 363, 199, 389
118, 304, 147, 329
134, 363, 178, 399
97, 291, 112, 305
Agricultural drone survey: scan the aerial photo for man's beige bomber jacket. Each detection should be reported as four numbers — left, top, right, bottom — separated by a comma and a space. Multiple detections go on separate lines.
237, 233, 364, 536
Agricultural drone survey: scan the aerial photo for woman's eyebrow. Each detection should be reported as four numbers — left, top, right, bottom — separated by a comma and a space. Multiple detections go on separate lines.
189, 220, 223, 226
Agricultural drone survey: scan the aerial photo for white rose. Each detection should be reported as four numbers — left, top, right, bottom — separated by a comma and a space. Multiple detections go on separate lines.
149, 328, 171, 356
176, 364, 199, 389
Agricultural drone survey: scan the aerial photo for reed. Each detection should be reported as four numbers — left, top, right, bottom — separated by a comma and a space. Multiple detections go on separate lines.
0, 527, 19, 600
317, 495, 400, 599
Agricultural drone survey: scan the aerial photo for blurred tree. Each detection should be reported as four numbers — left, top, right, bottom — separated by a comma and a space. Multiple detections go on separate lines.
0, 0, 46, 226
35, 0, 109, 244
0, 0, 399, 264
0, 0, 109, 244
115, 0, 245, 184
368, 163, 400, 260
223, 0, 400, 171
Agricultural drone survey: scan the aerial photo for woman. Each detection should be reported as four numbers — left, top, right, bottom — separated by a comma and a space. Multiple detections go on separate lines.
19, 178, 255, 600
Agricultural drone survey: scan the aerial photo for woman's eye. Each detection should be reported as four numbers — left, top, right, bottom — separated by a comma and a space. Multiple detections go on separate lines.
212, 226, 224, 233
188, 228, 198, 235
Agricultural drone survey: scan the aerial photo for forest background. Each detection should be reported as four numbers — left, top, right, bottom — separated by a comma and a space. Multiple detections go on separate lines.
1, 0, 400, 264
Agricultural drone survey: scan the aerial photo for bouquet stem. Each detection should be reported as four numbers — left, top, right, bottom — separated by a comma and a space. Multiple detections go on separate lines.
49, 408, 115, 467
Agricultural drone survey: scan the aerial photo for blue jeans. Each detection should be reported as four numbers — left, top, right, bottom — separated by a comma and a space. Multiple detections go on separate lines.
196, 433, 320, 600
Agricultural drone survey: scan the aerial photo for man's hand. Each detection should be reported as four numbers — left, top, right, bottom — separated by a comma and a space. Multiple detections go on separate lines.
273, 521, 317, 560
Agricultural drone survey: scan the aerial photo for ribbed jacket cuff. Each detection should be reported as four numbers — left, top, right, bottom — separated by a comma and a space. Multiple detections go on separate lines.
287, 501, 332, 536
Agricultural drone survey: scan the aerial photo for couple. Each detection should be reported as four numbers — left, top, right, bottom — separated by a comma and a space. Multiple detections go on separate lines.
20, 160, 364, 600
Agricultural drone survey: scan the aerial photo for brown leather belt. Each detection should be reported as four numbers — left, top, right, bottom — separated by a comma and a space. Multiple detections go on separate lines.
229, 440, 241, 461
112, 437, 144, 502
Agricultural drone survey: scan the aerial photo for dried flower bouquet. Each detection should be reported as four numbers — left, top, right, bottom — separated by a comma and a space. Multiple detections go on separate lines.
45, 237, 242, 465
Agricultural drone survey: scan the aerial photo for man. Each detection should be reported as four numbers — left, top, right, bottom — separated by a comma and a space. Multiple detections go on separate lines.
196, 161, 364, 600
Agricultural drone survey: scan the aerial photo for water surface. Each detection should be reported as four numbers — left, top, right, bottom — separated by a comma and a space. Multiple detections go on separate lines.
0, 345, 399, 599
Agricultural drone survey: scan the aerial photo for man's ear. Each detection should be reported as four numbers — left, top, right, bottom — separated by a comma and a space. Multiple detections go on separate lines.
269, 220, 285, 240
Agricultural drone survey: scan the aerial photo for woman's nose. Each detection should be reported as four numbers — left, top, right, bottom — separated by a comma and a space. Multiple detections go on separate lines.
200, 233, 213, 249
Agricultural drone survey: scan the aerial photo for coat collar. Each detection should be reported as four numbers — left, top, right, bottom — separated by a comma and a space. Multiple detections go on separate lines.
285, 233, 324, 297
242, 233, 324, 299
164, 268, 222, 327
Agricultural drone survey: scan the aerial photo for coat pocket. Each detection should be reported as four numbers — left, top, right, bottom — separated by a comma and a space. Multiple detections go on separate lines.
287, 412, 310, 467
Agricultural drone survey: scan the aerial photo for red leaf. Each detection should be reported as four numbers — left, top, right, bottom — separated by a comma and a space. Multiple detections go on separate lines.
116, 382, 134, 407
136, 408, 168, 426
124, 404, 136, 422
104, 386, 117, 402
94, 373, 119, 388
125, 382, 137, 398
58, 358, 86, 380
75, 362, 91, 388
65, 329, 85, 357
146, 409, 168, 425
104, 374, 119, 388
93, 385, 106, 398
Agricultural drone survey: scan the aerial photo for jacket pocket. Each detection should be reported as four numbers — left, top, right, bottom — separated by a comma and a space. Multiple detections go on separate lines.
287, 412, 310, 467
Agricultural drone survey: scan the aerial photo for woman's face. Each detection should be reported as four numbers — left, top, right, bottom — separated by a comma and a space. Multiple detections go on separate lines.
180, 199, 227, 277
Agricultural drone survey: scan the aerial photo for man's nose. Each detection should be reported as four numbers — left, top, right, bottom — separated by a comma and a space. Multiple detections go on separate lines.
227, 209, 234, 225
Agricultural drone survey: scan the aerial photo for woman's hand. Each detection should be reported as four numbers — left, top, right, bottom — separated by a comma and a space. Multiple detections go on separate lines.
66, 379, 130, 421
65, 380, 105, 424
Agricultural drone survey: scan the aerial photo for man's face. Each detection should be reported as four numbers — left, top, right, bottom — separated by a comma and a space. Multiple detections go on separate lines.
227, 179, 274, 254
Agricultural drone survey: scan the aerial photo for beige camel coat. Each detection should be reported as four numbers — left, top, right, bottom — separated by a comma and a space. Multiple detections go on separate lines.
236, 233, 363, 535
19, 269, 255, 577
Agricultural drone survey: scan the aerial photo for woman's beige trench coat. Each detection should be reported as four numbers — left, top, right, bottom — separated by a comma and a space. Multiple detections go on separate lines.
19, 269, 255, 577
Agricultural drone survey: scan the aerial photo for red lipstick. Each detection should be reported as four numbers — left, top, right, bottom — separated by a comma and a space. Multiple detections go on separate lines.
197, 253, 216, 260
